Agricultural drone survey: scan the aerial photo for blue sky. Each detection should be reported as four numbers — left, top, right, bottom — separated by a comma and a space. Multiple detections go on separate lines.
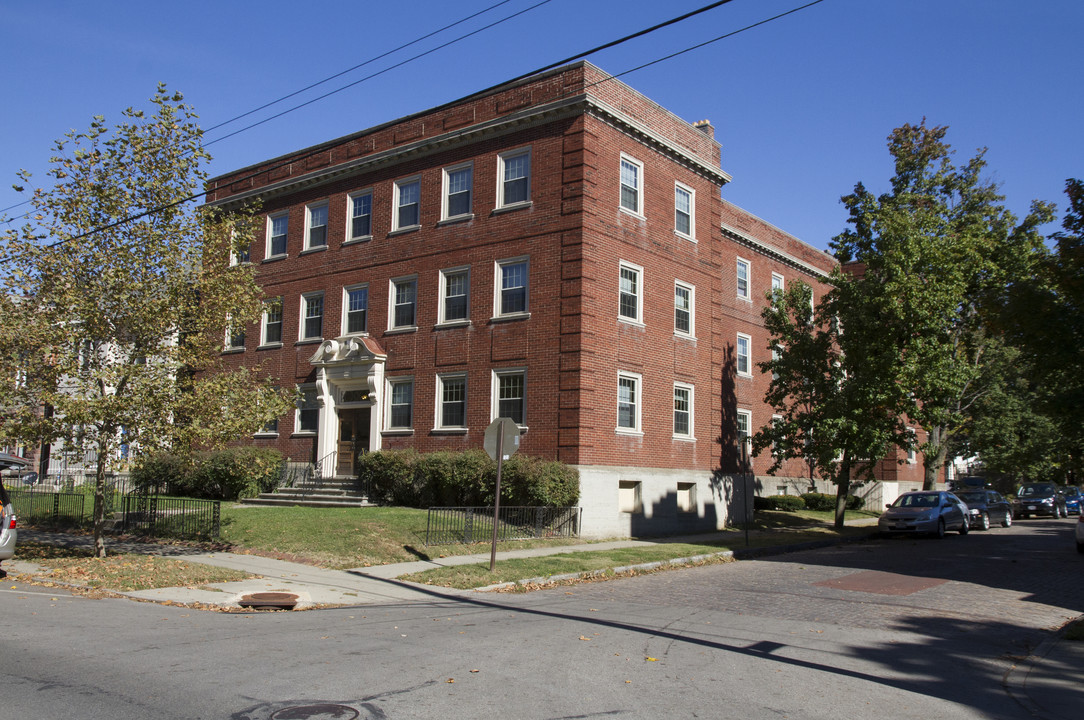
2, 0, 1081, 251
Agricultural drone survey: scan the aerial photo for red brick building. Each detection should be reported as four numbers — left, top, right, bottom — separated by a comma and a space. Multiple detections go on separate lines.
205, 62, 922, 536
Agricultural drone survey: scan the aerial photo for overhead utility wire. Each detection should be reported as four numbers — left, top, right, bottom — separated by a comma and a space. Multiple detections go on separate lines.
2, 0, 827, 260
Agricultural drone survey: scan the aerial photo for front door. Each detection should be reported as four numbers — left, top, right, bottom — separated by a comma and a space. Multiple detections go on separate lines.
336, 409, 371, 476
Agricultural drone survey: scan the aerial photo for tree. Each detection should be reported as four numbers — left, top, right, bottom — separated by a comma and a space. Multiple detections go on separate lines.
0, 86, 292, 556
753, 280, 907, 529
831, 121, 1055, 490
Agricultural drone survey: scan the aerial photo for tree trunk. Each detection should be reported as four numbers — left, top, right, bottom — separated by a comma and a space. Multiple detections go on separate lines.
92, 432, 110, 558
922, 426, 949, 491
834, 454, 851, 531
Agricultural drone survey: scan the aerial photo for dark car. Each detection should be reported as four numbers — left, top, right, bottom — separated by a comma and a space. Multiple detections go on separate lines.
1059, 486, 1082, 516
953, 489, 1013, 530
1013, 483, 1068, 519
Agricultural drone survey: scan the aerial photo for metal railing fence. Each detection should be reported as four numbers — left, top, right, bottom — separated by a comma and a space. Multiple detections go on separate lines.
120, 494, 221, 539
8, 490, 87, 528
425, 506, 581, 546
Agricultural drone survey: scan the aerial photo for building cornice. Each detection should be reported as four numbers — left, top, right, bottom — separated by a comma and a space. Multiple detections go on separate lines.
719, 222, 833, 279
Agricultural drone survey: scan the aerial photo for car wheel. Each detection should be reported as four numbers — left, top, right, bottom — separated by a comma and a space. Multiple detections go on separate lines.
978, 512, 990, 531
959, 517, 969, 535
1002, 512, 1012, 528
936, 518, 946, 539
1078, 542, 1084, 555
1053, 506, 1062, 519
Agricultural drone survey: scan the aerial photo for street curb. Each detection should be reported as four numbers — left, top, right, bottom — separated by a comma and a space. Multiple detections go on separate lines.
1002, 616, 1084, 720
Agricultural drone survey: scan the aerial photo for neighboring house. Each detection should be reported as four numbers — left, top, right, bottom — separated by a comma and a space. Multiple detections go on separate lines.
205, 62, 925, 537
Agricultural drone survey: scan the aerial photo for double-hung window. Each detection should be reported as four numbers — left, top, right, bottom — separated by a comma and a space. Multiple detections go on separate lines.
443, 163, 473, 220
617, 372, 642, 433
390, 277, 417, 329
305, 203, 328, 249
296, 386, 320, 434
674, 383, 693, 439
300, 293, 324, 341
387, 377, 414, 430
262, 298, 283, 345
619, 262, 643, 324
771, 272, 785, 294
619, 155, 643, 215
493, 369, 526, 425
737, 409, 752, 445
437, 374, 467, 429
495, 257, 528, 317
343, 285, 368, 335
440, 267, 469, 324
736, 258, 751, 300
674, 281, 694, 337
348, 191, 372, 241
497, 148, 530, 207
675, 183, 694, 239
267, 212, 288, 258
225, 315, 245, 351
393, 177, 421, 230
737, 333, 752, 377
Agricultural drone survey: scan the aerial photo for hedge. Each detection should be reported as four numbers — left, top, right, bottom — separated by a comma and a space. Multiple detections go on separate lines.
132, 447, 284, 501
359, 449, 579, 508
800, 492, 865, 511
754, 494, 806, 511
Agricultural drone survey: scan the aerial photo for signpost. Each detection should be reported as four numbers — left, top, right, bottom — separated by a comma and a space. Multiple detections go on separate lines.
484, 417, 521, 571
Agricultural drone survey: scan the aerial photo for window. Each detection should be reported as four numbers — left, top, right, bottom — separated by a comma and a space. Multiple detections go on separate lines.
300, 293, 324, 341
736, 258, 751, 300
261, 298, 283, 345
497, 148, 530, 207
296, 386, 319, 434
493, 369, 526, 425
771, 414, 784, 459
675, 281, 694, 336
225, 315, 245, 350
443, 163, 473, 219
737, 333, 752, 376
675, 183, 694, 239
619, 155, 643, 215
737, 409, 751, 443
305, 203, 328, 249
771, 272, 785, 294
771, 346, 781, 381
495, 258, 528, 317
437, 374, 467, 429
390, 277, 417, 329
229, 229, 250, 265
907, 427, 917, 463
387, 377, 414, 430
618, 262, 643, 324
617, 372, 642, 433
267, 212, 288, 258
676, 482, 696, 513
348, 191, 372, 241
440, 267, 469, 324
674, 383, 693, 439
343, 285, 368, 335
619, 480, 643, 513
393, 177, 421, 230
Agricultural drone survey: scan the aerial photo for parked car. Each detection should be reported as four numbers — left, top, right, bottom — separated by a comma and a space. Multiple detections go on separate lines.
1076, 514, 1084, 554
1059, 486, 1082, 516
879, 491, 970, 538
953, 489, 1013, 530
1012, 483, 1068, 519
0, 453, 28, 576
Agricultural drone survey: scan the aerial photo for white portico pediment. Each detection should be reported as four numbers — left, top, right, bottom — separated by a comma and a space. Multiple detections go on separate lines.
309, 335, 387, 366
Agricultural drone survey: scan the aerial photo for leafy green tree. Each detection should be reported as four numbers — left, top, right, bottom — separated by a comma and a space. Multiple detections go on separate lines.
753, 280, 907, 529
0, 86, 292, 556
831, 121, 1055, 490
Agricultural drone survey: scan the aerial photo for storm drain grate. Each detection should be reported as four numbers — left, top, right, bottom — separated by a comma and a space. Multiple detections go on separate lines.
238, 592, 299, 610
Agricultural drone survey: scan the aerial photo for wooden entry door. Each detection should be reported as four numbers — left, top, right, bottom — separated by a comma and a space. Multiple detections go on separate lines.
336, 409, 371, 476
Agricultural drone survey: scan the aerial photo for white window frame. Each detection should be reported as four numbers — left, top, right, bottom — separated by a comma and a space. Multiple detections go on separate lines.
295, 385, 320, 436
618, 261, 644, 325
491, 368, 527, 427
493, 256, 529, 319
737, 409, 752, 444
674, 280, 695, 338
441, 162, 473, 221
229, 228, 250, 266
736, 257, 751, 301
616, 371, 643, 435
342, 284, 369, 336
619, 154, 644, 216
674, 182, 695, 240
304, 201, 329, 250
389, 276, 418, 331
347, 189, 373, 243
392, 175, 421, 231
496, 147, 531, 209
261, 298, 283, 347
299, 292, 324, 341
385, 376, 414, 432
907, 427, 917, 463
737, 333, 752, 377
771, 414, 784, 459
673, 382, 694, 440
224, 314, 245, 351
435, 373, 468, 431
438, 266, 470, 326
266, 211, 288, 259
771, 272, 785, 294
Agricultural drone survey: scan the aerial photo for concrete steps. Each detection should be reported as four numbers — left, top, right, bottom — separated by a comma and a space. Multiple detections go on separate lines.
241, 476, 376, 509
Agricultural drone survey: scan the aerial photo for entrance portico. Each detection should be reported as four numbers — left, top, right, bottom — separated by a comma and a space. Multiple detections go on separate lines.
308, 336, 387, 477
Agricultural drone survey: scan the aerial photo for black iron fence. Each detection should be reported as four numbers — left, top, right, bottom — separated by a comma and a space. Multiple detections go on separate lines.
8, 490, 87, 528
425, 506, 581, 546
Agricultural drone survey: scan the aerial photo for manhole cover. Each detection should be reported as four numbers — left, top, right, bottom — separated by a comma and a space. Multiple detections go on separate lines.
813, 570, 947, 596
238, 592, 299, 610
270, 704, 359, 720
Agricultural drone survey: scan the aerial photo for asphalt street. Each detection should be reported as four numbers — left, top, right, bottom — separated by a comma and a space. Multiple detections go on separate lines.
1, 518, 1081, 719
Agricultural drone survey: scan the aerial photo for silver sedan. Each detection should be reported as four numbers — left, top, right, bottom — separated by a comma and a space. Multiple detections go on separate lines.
879, 491, 970, 538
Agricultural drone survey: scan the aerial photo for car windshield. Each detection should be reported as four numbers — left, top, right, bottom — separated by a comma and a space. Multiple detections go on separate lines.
893, 493, 939, 508
956, 492, 986, 504
1018, 485, 1055, 498
1059, 488, 1079, 497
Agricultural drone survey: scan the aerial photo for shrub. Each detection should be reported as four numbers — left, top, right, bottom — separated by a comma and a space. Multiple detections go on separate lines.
131, 453, 195, 495
846, 494, 865, 511
800, 492, 836, 511
358, 449, 419, 505
188, 447, 284, 500
754, 494, 806, 511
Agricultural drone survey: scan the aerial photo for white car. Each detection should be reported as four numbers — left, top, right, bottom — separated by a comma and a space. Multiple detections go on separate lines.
0, 453, 28, 575
1076, 513, 1084, 554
